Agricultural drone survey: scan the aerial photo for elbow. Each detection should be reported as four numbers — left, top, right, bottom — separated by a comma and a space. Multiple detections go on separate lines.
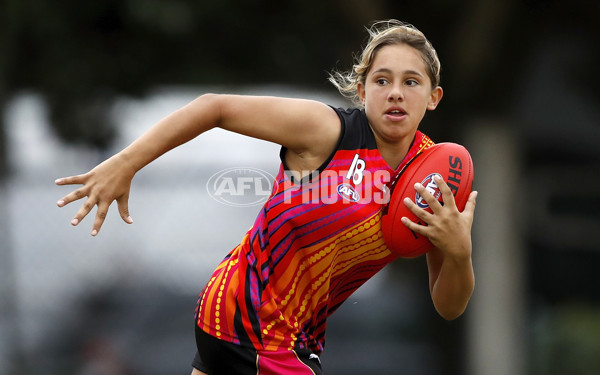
434, 300, 469, 321
430, 277, 474, 321
437, 308, 466, 321
199, 92, 220, 99
192, 93, 224, 127
198, 93, 222, 110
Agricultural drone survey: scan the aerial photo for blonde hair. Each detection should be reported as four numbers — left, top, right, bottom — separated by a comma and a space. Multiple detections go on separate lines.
329, 20, 441, 107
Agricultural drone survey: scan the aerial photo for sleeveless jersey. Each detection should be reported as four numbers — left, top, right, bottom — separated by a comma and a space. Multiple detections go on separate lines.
195, 107, 434, 355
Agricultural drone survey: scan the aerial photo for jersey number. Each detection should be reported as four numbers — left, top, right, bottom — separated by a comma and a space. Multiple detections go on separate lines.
346, 154, 365, 185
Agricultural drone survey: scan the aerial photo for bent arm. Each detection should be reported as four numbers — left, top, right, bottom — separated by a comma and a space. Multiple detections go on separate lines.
401, 177, 478, 320
56, 93, 341, 235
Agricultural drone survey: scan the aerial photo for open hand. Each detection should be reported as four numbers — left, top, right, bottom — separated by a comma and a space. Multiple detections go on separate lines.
56, 154, 135, 236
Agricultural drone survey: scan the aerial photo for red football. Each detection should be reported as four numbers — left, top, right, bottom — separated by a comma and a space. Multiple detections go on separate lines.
381, 143, 474, 258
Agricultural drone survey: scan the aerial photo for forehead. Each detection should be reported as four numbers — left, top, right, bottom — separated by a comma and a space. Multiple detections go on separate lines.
370, 44, 428, 76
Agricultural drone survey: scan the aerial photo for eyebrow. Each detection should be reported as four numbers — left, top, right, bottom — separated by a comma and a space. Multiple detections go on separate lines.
371, 68, 425, 77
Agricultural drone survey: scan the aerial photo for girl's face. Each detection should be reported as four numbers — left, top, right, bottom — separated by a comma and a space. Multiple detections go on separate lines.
357, 44, 443, 148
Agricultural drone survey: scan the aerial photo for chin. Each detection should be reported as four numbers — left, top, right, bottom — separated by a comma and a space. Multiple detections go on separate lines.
384, 127, 416, 142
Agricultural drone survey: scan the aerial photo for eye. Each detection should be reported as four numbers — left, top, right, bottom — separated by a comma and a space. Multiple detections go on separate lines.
376, 78, 389, 86
405, 79, 419, 86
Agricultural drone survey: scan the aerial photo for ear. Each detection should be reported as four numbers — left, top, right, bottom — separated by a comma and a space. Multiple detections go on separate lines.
427, 86, 443, 110
357, 81, 366, 106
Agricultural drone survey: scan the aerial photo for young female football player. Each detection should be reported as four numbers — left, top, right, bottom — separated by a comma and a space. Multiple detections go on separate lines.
56, 20, 477, 374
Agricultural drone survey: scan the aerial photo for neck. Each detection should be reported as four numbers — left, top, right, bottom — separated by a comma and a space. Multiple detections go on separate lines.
376, 137, 412, 170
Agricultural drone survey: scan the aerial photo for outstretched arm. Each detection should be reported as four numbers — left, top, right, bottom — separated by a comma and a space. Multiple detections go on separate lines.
56, 94, 341, 235
401, 176, 477, 320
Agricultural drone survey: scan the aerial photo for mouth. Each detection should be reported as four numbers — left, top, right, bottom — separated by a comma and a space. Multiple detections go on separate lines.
385, 107, 407, 120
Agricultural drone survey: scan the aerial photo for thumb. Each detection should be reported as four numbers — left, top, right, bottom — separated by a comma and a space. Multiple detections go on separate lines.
117, 195, 133, 224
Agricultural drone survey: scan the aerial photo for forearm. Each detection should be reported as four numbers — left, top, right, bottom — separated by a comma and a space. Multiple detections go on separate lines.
119, 93, 221, 173
430, 254, 475, 320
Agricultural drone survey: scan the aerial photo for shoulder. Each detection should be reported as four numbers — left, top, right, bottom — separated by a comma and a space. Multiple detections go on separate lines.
330, 107, 367, 126
330, 107, 378, 151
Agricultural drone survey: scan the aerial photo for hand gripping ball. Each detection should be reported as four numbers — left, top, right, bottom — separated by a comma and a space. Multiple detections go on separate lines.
381, 143, 474, 258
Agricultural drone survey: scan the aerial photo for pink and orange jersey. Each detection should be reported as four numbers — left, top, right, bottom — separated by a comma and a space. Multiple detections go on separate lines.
195, 107, 434, 355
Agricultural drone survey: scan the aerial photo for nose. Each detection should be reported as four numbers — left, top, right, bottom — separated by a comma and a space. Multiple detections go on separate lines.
387, 84, 404, 102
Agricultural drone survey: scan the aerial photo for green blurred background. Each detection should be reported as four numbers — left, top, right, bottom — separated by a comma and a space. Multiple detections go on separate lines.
1, 0, 599, 374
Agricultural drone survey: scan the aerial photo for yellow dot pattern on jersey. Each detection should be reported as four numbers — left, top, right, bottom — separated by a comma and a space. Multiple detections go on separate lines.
213, 258, 238, 337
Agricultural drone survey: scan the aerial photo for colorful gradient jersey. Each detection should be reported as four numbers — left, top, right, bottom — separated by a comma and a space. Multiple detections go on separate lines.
195, 107, 434, 354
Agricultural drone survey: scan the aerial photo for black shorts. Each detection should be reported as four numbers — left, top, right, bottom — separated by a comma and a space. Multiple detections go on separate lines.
192, 326, 323, 374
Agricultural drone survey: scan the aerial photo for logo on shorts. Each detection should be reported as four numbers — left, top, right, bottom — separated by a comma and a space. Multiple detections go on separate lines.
415, 173, 442, 208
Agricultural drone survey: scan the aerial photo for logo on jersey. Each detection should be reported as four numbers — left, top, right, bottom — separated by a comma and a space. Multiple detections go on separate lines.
337, 153, 365, 202
415, 173, 443, 208
337, 183, 360, 202
206, 167, 275, 207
